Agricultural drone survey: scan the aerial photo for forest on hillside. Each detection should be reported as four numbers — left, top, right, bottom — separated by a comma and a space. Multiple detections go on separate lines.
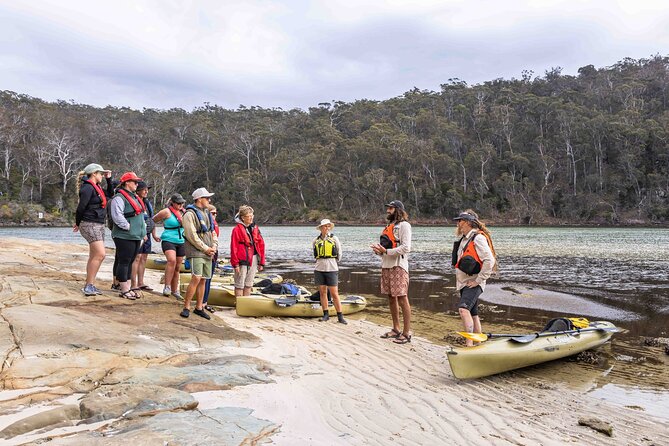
1, 55, 668, 224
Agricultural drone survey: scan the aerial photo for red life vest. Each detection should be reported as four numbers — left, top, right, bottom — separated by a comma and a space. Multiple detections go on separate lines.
169, 205, 183, 224
380, 223, 397, 249
84, 179, 107, 209
118, 189, 143, 215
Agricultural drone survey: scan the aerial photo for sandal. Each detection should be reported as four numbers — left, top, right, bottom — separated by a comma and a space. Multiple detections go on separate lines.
393, 333, 412, 344
380, 328, 401, 339
131, 288, 143, 299
204, 305, 216, 313
119, 290, 137, 300
139, 285, 153, 291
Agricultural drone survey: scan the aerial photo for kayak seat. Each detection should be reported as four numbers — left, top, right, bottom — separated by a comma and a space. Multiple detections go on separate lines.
541, 318, 574, 333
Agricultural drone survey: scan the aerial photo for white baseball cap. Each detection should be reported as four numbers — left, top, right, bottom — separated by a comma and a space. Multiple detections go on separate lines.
192, 187, 215, 200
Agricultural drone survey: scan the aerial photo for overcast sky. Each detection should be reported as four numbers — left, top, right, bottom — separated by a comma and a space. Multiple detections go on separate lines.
0, 0, 667, 111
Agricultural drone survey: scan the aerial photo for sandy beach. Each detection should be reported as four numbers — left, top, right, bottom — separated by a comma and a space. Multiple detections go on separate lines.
0, 237, 668, 445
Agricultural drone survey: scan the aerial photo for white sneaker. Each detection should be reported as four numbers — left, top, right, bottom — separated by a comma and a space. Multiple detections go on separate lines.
163, 286, 171, 296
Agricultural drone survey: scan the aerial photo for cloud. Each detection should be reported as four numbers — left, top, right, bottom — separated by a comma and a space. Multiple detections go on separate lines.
0, 0, 667, 110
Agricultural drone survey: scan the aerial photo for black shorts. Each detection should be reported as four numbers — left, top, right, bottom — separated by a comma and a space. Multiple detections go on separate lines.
162, 240, 185, 257
459, 285, 483, 316
314, 271, 338, 287
138, 237, 152, 254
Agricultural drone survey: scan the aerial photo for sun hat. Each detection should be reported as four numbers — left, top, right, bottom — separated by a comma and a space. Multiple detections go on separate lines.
169, 193, 186, 204
317, 218, 334, 230
384, 200, 405, 211
119, 171, 142, 183
452, 212, 478, 222
192, 187, 214, 200
83, 163, 111, 175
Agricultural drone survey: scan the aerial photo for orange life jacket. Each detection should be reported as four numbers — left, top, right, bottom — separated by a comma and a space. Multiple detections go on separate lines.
455, 232, 493, 275
380, 223, 397, 249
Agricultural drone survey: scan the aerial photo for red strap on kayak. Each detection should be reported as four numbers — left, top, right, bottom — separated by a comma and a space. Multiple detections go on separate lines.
84, 179, 107, 209
169, 205, 183, 224
118, 189, 143, 215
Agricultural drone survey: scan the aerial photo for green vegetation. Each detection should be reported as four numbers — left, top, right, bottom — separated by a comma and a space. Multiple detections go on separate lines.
1, 56, 668, 224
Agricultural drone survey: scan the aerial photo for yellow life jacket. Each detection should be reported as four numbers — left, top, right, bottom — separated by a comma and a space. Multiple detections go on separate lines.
314, 235, 338, 259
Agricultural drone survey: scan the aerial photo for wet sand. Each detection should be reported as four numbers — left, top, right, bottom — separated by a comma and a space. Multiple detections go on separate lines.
0, 238, 668, 445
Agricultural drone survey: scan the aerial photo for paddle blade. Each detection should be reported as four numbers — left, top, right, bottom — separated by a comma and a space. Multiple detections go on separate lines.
457, 332, 488, 342
568, 317, 590, 329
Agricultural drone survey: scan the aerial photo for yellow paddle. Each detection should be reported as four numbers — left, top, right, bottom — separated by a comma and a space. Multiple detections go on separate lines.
456, 332, 489, 342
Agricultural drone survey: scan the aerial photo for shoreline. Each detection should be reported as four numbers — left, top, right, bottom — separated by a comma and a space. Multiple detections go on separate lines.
0, 237, 668, 444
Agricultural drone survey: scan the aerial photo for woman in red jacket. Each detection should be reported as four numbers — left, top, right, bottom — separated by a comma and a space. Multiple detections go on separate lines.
230, 205, 265, 296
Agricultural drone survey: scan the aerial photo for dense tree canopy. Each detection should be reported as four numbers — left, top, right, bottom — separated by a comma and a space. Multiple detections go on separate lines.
1, 55, 668, 224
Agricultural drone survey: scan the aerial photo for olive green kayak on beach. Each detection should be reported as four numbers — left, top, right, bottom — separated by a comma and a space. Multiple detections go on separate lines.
447, 320, 618, 379
177, 281, 303, 307
178, 272, 283, 285
146, 256, 231, 273
236, 294, 367, 317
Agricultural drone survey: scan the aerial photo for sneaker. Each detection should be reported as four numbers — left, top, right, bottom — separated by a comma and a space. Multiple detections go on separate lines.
193, 308, 211, 320
172, 291, 183, 301
111, 283, 121, 291
92, 285, 103, 295
179, 308, 190, 318
82, 284, 97, 296
163, 286, 171, 296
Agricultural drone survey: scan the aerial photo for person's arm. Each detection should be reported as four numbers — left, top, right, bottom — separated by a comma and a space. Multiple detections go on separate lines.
111, 196, 130, 230
104, 176, 114, 198
257, 230, 266, 266
386, 222, 411, 257
75, 184, 94, 226
152, 208, 168, 223
230, 227, 239, 267
335, 235, 342, 263
473, 235, 495, 284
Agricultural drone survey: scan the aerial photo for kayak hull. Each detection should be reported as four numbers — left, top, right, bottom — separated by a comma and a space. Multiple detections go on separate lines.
178, 282, 237, 307
146, 257, 189, 272
447, 321, 617, 379
178, 272, 283, 285
236, 295, 367, 317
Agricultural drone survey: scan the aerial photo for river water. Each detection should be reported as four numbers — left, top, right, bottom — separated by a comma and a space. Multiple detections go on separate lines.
2, 225, 668, 415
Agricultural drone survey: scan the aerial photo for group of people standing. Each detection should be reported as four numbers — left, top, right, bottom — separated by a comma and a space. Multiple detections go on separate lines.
76, 162, 497, 343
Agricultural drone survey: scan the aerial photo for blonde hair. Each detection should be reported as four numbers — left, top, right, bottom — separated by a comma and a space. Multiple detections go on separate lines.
238, 205, 254, 217
75, 170, 86, 195
463, 208, 499, 272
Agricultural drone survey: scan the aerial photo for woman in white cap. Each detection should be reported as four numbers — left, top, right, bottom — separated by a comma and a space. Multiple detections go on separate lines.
74, 163, 113, 296
313, 219, 346, 324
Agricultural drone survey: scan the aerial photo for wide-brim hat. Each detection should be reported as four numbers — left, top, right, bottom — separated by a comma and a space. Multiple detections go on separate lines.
192, 187, 215, 200
119, 171, 142, 183
83, 163, 111, 175
317, 218, 334, 230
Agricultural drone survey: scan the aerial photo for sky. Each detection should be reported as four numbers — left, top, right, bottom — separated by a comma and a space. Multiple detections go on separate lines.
0, 0, 667, 111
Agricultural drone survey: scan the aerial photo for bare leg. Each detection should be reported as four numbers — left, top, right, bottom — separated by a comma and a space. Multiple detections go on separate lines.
242, 286, 253, 296
195, 280, 206, 310
184, 275, 202, 310
235, 287, 243, 297
86, 241, 106, 285
137, 253, 148, 286
459, 308, 475, 347
319, 285, 329, 312
397, 295, 411, 336
388, 296, 401, 332
164, 250, 177, 290
131, 256, 141, 289
171, 256, 184, 292
329, 286, 342, 313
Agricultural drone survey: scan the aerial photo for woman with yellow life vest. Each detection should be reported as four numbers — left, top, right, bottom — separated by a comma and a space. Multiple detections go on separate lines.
74, 163, 114, 296
110, 172, 147, 300
452, 209, 497, 347
313, 219, 346, 324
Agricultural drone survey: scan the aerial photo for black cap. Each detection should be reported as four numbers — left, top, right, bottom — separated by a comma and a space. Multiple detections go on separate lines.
170, 193, 186, 204
453, 212, 477, 222
136, 181, 151, 191
384, 200, 405, 211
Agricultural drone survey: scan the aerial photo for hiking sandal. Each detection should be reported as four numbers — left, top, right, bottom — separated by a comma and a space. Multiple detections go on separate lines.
119, 291, 137, 300
380, 328, 401, 339
131, 288, 143, 299
393, 333, 412, 344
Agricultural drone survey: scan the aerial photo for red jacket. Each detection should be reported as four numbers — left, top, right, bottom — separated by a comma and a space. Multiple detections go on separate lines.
230, 222, 265, 267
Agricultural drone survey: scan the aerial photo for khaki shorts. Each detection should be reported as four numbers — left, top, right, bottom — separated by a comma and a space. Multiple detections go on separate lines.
380, 266, 409, 297
79, 221, 106, 243
189, 257, 213, 279
234, 255, 258, 289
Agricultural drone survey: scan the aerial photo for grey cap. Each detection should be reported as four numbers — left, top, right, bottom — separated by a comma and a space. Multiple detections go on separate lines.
192, 187, 215, 200
384, 200, 405, 211
83, 163, 111, 175
453, 212, 478, 222
170, 193, 186, 204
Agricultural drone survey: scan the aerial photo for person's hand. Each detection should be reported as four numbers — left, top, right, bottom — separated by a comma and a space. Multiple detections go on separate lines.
144, 235, 148, 242
258, 265, 264, 272
466, 280, 479, 288
73, 224, 79, 233
153, 234, 161, 242
104, 171, 112, 179
234, 266, 240, 273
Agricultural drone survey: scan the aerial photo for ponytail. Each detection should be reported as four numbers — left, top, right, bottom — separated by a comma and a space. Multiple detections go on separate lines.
75, 171, 86, 195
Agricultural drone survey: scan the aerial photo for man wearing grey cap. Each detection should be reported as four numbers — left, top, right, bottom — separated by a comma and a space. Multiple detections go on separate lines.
180, 188, 218, 320
371, 200, 413, 344
452, 209, 497, 346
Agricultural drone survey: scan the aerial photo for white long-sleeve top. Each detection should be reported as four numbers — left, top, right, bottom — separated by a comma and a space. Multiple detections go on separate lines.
455, 229, 495, 291
380, 221, 412, 272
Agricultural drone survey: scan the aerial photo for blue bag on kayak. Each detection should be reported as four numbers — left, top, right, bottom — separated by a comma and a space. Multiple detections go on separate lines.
280, 283, 300, 296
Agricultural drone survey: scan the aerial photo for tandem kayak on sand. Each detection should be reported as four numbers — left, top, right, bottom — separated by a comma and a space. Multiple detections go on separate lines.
146, 257, 231, 273
236, 294, 367, 317
178, 272, 283, 285
178, 282, 308, 308
446, 320, 619, 379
